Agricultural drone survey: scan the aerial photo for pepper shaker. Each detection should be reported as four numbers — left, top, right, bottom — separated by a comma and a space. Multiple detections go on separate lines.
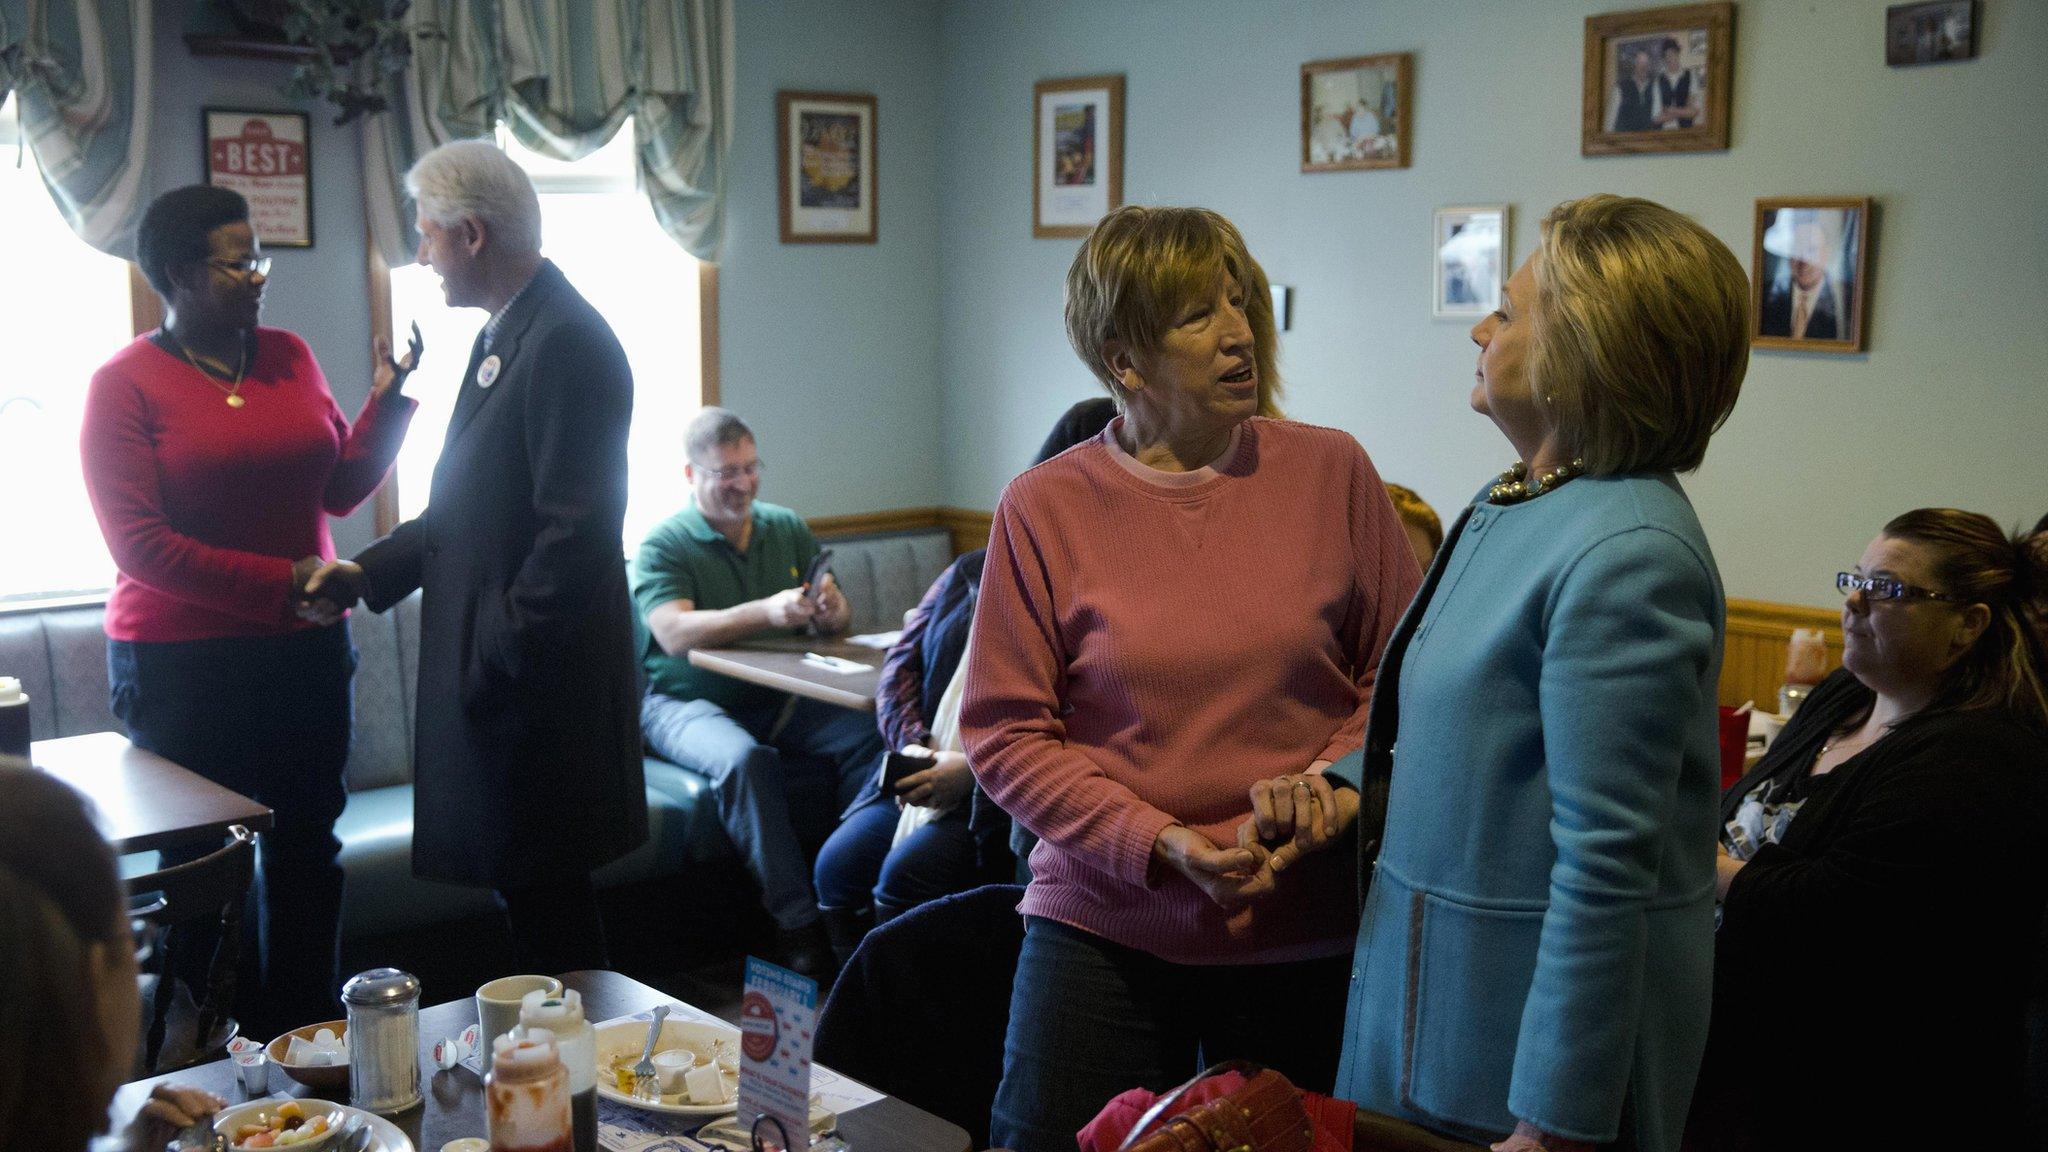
343, 967, 423, 1114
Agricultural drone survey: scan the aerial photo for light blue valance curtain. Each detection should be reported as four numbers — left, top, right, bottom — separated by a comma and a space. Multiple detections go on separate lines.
365, 0, 733, 267
0, 0, 154, 258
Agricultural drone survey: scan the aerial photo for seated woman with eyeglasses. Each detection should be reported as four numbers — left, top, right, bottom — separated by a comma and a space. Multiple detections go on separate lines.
1690, 509, 2048, 1150
0, 761, 226, 1151
80, 185, 420, 1034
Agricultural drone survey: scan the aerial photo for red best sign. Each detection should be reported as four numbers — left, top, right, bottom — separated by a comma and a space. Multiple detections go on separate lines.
211, 119, 306, 179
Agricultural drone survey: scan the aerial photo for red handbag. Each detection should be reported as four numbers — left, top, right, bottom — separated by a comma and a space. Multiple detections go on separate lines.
1116, 1061, 1316, 1152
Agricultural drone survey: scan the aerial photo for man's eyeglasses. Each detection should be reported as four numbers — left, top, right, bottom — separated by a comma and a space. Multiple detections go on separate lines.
208, 256, 272, 278
1836, 572, 1968, 604
696, 461, 764, 481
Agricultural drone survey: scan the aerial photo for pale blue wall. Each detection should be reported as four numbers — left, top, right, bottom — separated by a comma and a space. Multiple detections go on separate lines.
934, 0, 2048, 607
719, 0, 944, 516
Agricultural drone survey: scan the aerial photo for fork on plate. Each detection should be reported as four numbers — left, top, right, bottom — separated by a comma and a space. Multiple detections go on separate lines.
631, 1005, 671, 1102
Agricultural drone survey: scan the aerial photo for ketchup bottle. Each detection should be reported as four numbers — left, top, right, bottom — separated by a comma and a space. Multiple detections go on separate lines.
486, 1029, 573, 1152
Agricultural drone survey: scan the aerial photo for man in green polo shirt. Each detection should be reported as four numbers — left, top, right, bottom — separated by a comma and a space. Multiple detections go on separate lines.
633, 408, 882, 976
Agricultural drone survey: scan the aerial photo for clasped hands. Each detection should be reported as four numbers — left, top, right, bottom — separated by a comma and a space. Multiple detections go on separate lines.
1153, 769, 1360, 911
289, 556, 368, 625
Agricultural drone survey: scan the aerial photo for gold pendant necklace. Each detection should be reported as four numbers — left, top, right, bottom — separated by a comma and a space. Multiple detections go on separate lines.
165, 329, 249, 407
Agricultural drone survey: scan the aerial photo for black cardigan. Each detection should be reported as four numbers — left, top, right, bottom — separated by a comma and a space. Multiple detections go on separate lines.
1691, 668, 2048, 1149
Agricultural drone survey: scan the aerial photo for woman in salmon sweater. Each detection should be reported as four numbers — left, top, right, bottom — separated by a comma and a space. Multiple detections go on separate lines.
81, 185, 417, 1032
960, 205, 1421, 1151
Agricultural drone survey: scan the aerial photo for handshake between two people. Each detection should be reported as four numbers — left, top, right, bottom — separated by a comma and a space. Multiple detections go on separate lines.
1152, 769, 1361, 912
288, 556, 369, 626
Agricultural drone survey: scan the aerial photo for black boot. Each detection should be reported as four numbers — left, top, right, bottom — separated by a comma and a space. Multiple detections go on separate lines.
773, 918, 837, 979
819, 905, 873, 970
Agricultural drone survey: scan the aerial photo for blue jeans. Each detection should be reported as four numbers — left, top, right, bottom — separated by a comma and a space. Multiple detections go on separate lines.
813, 800, 981, 918
640, 691, 882, 929
989, 917, 1350, 1152
108, 622, 355, 1032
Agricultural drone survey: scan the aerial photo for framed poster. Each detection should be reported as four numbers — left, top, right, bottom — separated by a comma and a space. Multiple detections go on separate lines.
1432, 205, 1509, 319
777, 91, 877, 244
1033, 74, 1124, 239
1581, 3, 1733, 156
203, 109, 312, 247
1751, 197, 1873, 353
1885, 1, 1978, 66
1301, 53, 1413, 172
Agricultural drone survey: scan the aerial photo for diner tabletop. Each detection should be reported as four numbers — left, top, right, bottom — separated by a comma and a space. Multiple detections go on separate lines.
34, 730, 273, 854
687, 635, 882, 712
110, 969, 971, 1152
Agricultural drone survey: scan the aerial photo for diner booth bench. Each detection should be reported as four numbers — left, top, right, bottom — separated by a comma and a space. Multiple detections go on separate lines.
0, 528, 953, 938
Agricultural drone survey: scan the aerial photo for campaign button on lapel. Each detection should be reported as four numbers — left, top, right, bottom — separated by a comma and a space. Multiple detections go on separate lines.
476, 354, 502, 388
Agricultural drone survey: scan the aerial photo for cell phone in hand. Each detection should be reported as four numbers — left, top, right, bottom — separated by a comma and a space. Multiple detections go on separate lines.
798, 548, 835, 602
882, 749, 926, 796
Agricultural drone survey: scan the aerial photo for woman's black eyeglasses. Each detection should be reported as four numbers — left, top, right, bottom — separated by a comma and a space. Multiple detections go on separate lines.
1836, 572, 1968, 604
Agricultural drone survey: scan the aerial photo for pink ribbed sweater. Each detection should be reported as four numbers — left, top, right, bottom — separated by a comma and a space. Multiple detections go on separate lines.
962, 417, 1421, 964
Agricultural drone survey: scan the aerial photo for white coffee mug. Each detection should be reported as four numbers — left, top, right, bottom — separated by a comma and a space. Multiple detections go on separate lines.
476, 974, 563, 1060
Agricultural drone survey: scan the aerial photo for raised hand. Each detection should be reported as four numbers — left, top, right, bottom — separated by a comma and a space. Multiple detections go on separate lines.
372, 321, 424, 397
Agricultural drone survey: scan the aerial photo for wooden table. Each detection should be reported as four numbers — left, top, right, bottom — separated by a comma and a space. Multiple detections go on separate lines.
32, 730, 272, 853
688, 636, 883, 712
111, 969, 972, 1152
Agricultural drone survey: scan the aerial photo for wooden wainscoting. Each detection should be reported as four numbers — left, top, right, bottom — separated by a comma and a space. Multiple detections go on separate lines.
1721, 597, 1842, 710
807, 505, 1828, 710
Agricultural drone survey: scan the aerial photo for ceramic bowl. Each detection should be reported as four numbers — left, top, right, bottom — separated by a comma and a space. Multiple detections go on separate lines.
265, 1020, 350, 1092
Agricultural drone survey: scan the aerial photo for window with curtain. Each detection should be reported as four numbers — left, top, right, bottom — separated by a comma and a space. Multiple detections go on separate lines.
0, 94, 138, 605
389, 121, 705, 551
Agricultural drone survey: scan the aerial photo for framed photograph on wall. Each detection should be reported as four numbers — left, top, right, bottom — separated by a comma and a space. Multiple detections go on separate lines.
1302, 53, 1413, 172
1751, 197, 1873, 353
1033, 74, 1124, 238
1581, 3, 1732, 156
1432, 205, 1509, 319
778, 91, 877, 244
203, 109, 312, 247
1886, 2, 1978, 66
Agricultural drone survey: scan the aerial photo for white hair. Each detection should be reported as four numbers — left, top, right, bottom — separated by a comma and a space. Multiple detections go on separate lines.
405, 138, 543, 254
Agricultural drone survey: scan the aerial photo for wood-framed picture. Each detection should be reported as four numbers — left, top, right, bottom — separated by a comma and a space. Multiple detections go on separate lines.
1302, 53, 1413, 172
1432, 205, 1508, 319
777, 91, 877, 244
1581, 3, 1733, 156
1033, 74, 1123, 238
202, 109, 312, 247
1751, 197, 1873, 353
1886, 1, 1979, 67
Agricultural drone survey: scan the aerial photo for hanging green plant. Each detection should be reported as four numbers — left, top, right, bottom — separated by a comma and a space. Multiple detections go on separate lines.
279, 0, 413, 125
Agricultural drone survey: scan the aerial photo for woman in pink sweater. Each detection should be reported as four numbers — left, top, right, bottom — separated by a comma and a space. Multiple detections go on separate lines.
961, 206, 1421, 1151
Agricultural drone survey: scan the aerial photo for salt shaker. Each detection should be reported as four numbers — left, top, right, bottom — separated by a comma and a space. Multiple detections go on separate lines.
343, 967, 423, 1114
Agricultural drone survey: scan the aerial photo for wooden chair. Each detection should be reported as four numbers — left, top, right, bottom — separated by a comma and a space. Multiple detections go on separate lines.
126, 824, 255, 1073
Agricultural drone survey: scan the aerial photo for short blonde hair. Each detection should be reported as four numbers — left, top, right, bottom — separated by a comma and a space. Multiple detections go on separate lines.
1531, 195, 1748, 475
1064, 206, 1284, 417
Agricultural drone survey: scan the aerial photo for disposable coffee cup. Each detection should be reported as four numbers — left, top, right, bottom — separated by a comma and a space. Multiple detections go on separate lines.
0, 678, 29, 761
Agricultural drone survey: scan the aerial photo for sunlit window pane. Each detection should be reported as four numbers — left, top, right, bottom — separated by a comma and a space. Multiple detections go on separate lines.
0, 94, 132, 603
390, 121, 702, 551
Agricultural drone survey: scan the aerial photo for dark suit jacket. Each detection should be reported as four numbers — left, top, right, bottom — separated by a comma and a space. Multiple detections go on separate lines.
355, 261, 646, 888
1759, 276, 1845, 341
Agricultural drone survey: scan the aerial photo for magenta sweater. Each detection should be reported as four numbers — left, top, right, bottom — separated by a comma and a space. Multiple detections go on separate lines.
962, 417, 1421, 964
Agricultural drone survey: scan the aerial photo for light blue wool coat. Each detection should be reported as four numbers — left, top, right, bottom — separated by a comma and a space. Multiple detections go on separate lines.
1326, 473, 1723, 1152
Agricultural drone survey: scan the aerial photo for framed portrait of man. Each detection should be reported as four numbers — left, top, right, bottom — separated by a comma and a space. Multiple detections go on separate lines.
1581, 2, 1733, 156
1751, 197, 1874, 353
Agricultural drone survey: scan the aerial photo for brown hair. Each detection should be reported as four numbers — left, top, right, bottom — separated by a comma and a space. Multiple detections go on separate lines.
0, 764, 126, 1152
1882, 509, 2048, 732
1530, 195, 1749, 475
1383, 482, 1443, 554
1064, 205, 1284, 417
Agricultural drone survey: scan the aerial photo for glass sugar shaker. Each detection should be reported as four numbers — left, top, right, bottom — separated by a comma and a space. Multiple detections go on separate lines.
343, 967, 423, 1114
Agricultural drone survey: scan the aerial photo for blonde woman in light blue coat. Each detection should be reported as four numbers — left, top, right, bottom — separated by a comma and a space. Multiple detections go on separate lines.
1241, 196, 1750, 1152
